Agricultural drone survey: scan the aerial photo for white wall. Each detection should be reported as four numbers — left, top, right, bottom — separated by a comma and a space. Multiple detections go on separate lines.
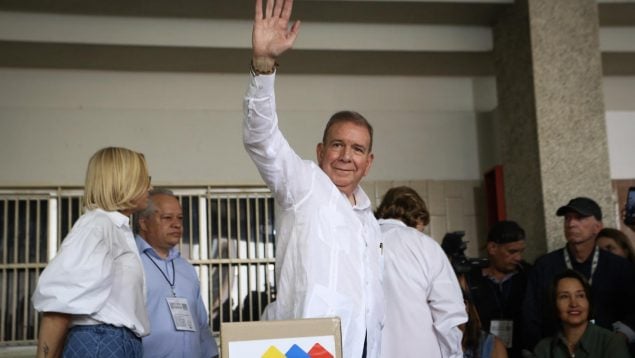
2, 70, 634, 186
604, 77, 635, 179
0, 68, 496, 186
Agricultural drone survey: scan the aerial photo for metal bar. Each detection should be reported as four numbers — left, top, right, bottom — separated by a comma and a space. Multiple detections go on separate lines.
188, 196, 195, 259
226, 196, 234, 322
21, 201, 30, 340
10, 201, 20, 342
10, 269, 17, 341
254, 196, 263, 319
48, 197, 58, 261
236, 196, 243, 322
0, 199, 6, 341
198, 196, 209, 313
48, 197, 57, 257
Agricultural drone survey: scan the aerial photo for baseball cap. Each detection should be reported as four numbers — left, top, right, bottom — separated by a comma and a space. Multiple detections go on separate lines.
487, 220, 525, 244
556, 197, 602, 221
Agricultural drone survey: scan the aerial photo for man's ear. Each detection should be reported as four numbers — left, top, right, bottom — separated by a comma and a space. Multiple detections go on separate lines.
138, 217, 148, 233
363, 152, 374, 176
316, 143, 324, 165
486, 241, 497, 255
594, 220, 604, 236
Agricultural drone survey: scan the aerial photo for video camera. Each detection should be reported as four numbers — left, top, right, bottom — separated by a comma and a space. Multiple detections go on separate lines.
441, 231, 489, 274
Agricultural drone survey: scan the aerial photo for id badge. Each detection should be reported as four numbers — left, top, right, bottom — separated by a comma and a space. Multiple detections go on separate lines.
166, 297, 196, 331
490, 319, 513, 348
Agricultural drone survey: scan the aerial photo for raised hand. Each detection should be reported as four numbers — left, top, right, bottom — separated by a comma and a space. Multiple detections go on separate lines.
252, 0, 301, 71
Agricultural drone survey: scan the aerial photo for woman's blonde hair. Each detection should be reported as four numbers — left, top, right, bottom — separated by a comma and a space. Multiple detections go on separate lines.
84, 147, 150, 212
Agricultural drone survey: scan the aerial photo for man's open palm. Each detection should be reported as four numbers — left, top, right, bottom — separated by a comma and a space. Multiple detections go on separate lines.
253, 0, 301, 60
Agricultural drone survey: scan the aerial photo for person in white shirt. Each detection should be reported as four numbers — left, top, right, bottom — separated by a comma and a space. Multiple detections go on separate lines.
375, 186, 467, 358
32, 147, 152, 358
244, 1, 383, 357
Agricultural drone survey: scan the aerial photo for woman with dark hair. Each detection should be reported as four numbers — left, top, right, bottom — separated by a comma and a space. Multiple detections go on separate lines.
376, 186, 467, 357
596, 228, 635, 264
458, 277, 507, 358
533, 269, 630, 358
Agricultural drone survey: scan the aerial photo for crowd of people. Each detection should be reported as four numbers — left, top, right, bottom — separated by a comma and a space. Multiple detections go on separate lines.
29, 0, 635, 357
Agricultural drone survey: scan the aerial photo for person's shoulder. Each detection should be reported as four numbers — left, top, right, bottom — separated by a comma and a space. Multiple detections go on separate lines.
78, 209, 109, 224
415, 230, 441, 246
491, 335, 509, 358
514, 261, 533, 279
599, 248, 635, 268
519, 260, 533, 271
402, 225, 441, 251
64, 210, 114, 238
597, 249, 635, 281
532, 336, 554, 357
585, 323, 630, 350
533, 248, 564, 267
174, 256, 199, 275
466, 264, 485, 281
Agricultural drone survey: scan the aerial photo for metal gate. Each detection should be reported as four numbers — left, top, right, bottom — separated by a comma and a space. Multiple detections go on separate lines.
0, 187, 277, 345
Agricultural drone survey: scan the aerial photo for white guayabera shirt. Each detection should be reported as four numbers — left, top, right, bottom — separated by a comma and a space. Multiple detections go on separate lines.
243, 72, 384, 358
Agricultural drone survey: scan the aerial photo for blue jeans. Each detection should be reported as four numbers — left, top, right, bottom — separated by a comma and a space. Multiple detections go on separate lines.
63, 324, 142, 358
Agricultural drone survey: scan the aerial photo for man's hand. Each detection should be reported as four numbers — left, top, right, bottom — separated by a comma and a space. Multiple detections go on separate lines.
252, 0, 301, 71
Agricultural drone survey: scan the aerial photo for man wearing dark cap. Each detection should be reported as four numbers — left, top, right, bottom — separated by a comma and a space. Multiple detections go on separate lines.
522, 197, 635, 352
464, 220, 530, 358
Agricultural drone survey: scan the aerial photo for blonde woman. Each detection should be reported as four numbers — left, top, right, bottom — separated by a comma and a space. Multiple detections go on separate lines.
33, 147, 152, 358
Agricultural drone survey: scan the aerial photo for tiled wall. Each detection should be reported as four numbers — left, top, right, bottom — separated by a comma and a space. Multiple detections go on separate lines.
361, 179, 487, 258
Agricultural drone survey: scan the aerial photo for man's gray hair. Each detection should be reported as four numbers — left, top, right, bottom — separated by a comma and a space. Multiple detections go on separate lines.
132, 188, 176, 234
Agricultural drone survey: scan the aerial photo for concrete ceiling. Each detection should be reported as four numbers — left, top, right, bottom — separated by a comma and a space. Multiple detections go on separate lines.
0, 0, 633, 75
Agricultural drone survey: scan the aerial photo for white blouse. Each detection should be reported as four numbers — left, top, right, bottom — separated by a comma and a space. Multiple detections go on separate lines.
379, 218, 467, 358
33, 209, 150, 337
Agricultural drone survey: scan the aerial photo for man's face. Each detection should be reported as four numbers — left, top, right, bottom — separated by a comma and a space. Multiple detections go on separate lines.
563, 212, 602, 245
316, 121, 373, 197
487, 240, 526, 274
140, 194, 183, 255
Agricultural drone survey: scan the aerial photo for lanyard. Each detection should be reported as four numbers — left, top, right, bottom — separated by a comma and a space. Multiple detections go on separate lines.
563, 245, 599, 285
145, 252, 176, 297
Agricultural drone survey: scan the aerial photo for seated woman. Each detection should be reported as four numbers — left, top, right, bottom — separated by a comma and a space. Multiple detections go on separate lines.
533, 269, 630, 358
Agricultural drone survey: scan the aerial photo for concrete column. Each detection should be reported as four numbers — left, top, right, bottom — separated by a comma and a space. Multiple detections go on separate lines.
493, 0, 614, 261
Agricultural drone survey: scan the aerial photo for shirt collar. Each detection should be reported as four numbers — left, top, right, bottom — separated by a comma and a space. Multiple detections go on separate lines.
135, 234, 180, 261
555, 323, 592, 355
94, 208, 130, 228
483, 270, 517, 284
378, 218, 407, 228
350, 185, 371, 210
